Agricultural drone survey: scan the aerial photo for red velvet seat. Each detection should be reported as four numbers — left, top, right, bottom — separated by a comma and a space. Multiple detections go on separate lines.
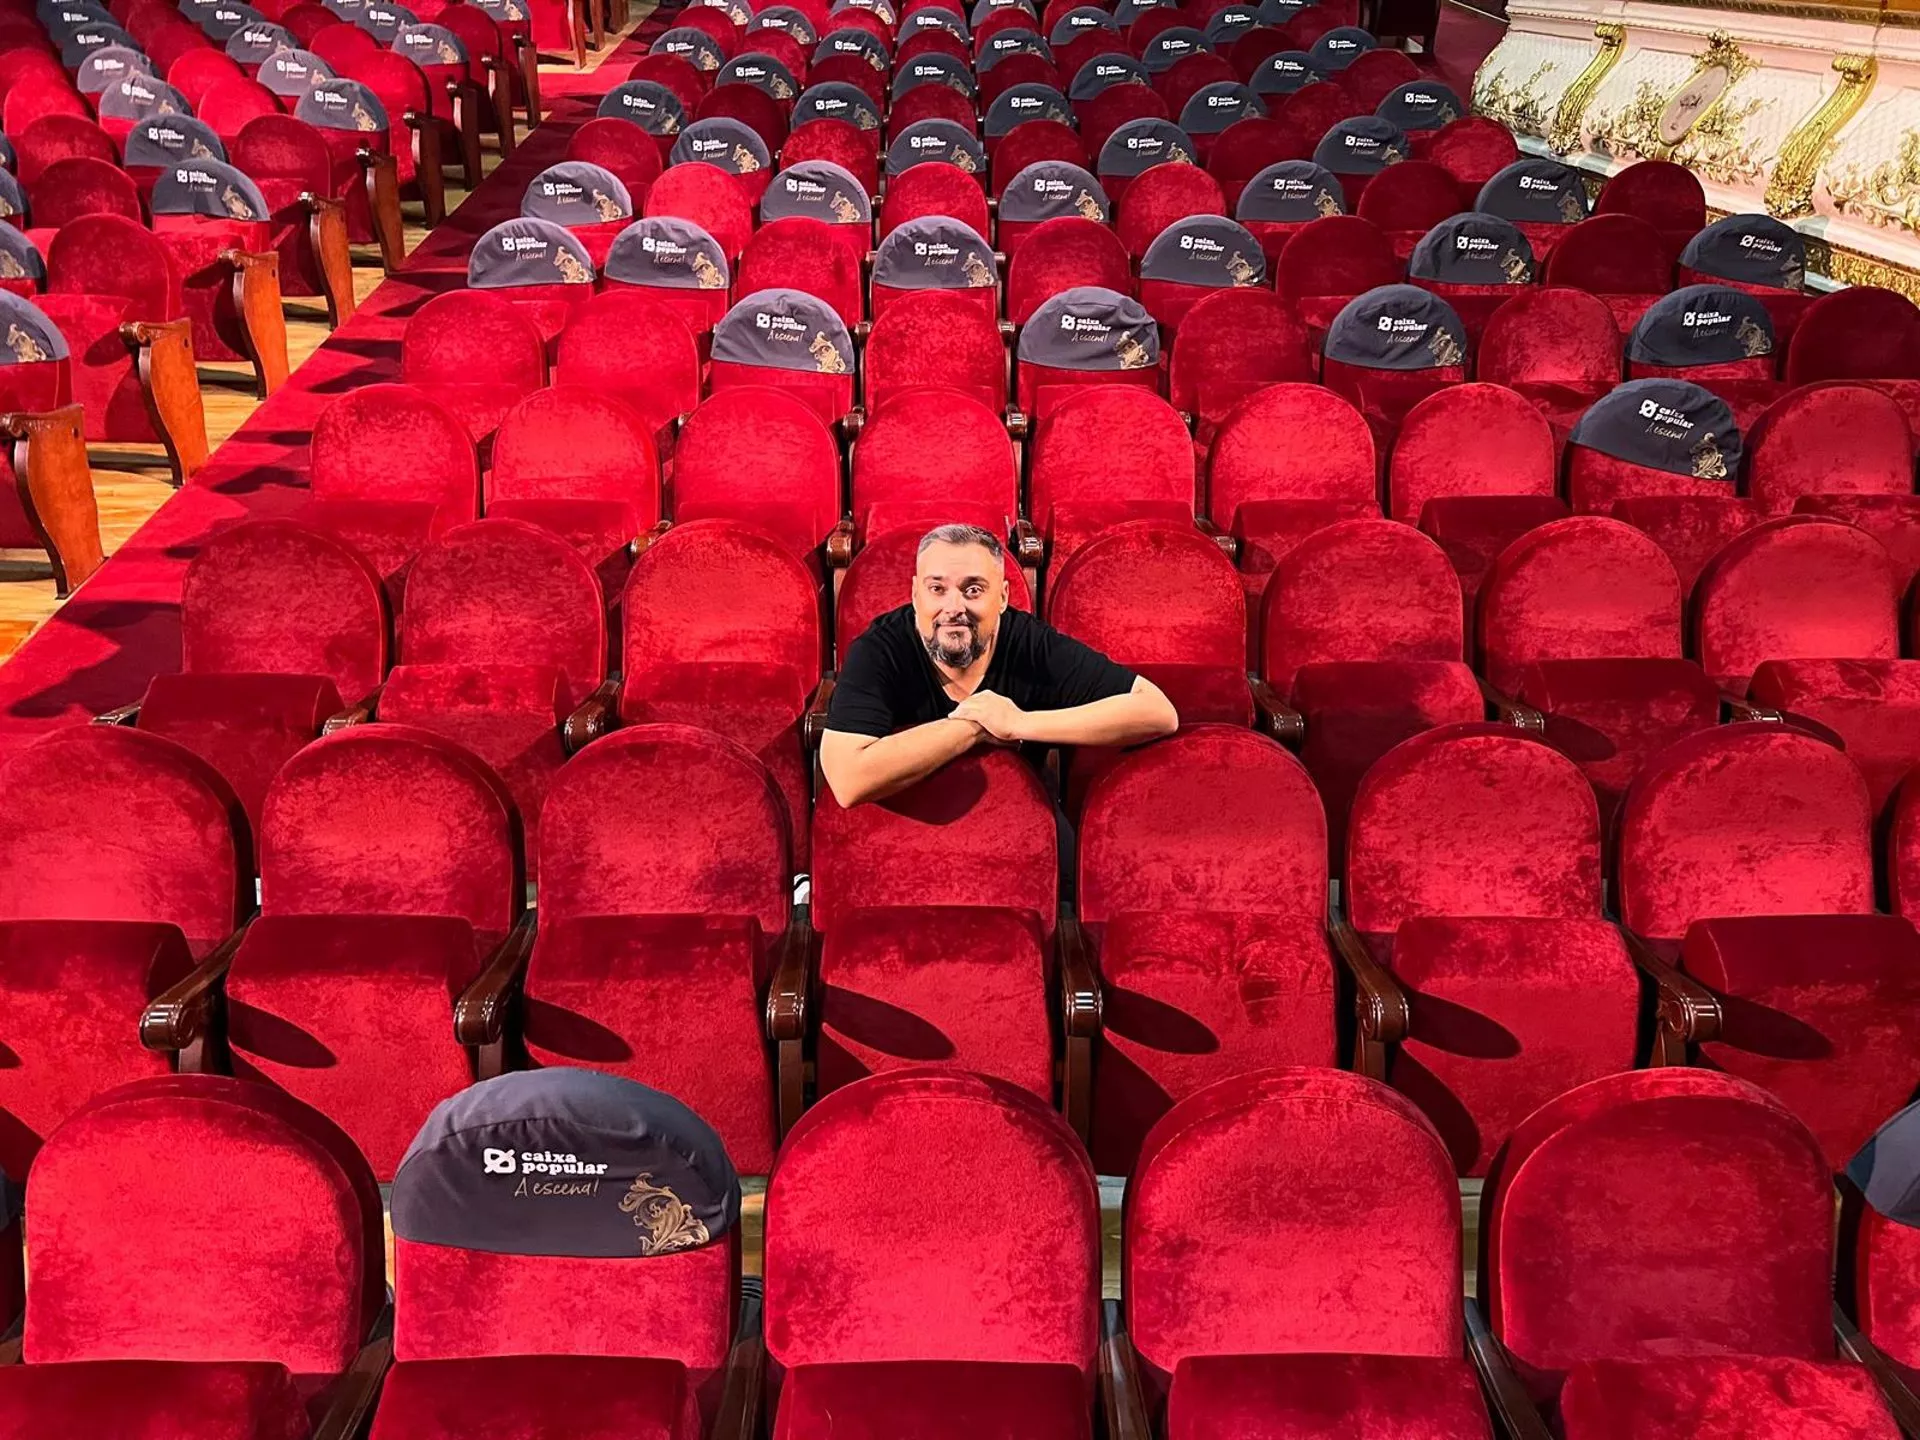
552, 289, 702, 444
644, 162, 754, 261
781, 119, 883, 198
989, 120, 1091, 205
24, 155, 141, 231
1353, 158, 1460, 260
301, 383, 480, 588
520, 726, 793, 1172
1479, 1068, 1894, 1435
1607, 494, 1763, 595
0, 1075, 385, 1435
1566, 379, 1742, 515
12, 113, 118, 186
1425, 116, 1519, 197
467, 217, 597, 343
849, 389, 1019, 550
1029, 386, 1196, 574
709, 288, 855, 426
1542, 213, 1675, 335
1164, 285, 1311, 445
398, 290, 546, 445
870, 213, 1000, 325
1074, 78, 1169, 156
1321, 284, 1469, 445
618, 519, 823, 867
1127, 1070, 1491, 1434
1205, 118, 1302, 217
762, 1070, 1100, 1439
1005, 215, 1132, 327
1745, 382, 1915, 517
1785, 286, 1920, 403
134, 518, 388, 836
566, 115, 667, 206
1017, 284, 1165, 417
810, 751, 1060, 1100
737, 215, 865, 329
1850, 1172, 1920, 1403
878, 159, 992, 240
599, 215, 735, 346
1079, 731, 1332, 1172
228, 114, 368, 323
673, 385, 842, 572
0, 727, 248, 1177
863, 289, 1011, 414
1114, 159, 1225, 260
1475, 286, 1622, 449
1593, 157, 1706, 256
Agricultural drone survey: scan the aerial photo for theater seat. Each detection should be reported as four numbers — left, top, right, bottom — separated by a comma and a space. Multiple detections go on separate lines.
398, 290, 546, 445
1609, 494, 1765, 595
1321, 284, 1470, 447
1028, 387, 1199, 575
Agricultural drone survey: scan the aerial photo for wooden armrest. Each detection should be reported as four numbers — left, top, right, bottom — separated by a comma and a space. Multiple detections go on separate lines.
1465, 1298, 1554, 1440
1620, 924, 1721, 1056
766, 906, 814, 1141
635, 517, 672, 556
322, 683, 381, 735
1010, 516, 1043, 567
119, 318, 208, 484
218, 248, 289, 398
562, 675, 621, 755
355, 147, 406, 272
310, 1305, 393, 1440
1838, 1302, 1920, 1437
94, 700, 141, 726
1057, 905, 1100, 1143
1248, 674, 1304, 744
1195, 516, 1237, 563
824, 514, 856, 569
1099, 1300, 1153, 1440
802, 675, 837, 750
1477, 675, 1545, 734
836, 410, 864, 445
1005, 407, 1029, 441
708, 1278, 766, 1440
3, 403, 101, 594
1721, 690, 1784, 723
299, 191, 358, 329
141, 919, 252, 1059
452, 910, 537, 1050
1328, 914, 1407, 1078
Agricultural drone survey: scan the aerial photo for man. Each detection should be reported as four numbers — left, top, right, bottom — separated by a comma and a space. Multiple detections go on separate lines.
821, 523, 1180, 807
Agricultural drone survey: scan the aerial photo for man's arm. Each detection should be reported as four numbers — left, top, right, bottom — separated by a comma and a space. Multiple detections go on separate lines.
820, 717, 984, 808
951, 675, 1179, 747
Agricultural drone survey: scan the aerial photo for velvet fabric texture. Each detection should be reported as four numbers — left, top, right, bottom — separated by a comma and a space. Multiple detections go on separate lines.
43, 215, 184, 443
763, 1070, 1100, 1379
0, 725, 247, 952
399, 291, 547, 444
14, 115, 120, 186
1275, 215, 1399, 344
140, 672, 343, 839
619, 521, 819, 863
1791, 494, 1920, 605
838, 526, 1033, 669
1542, 214, 1675, 312
1210, 382, 1377, 581
672, 386, 839, 561
179, 518, 385, 718
878, 161, 992, 240
1854, 1205, 1920, 1373
851, 390, 1018, 542
552, 292, 702, 438
1079, 729, 1332, 1172
1127, 1070, 1465, 1412
1681, 912, 1920, 1167
1556, 1355, 1899, 1440
26, 1074, 384, 1378
1566, 446, 1737, 517
1005, 216, 1133, 326
1167, 288, 1313, 438
1476, 516, 1684, 693
1745, 382, 1915, 516
1594, 159, 1706, 249
1166, 1353, 1492, 1440
774, 1360, 1091, 1440
1481, 1069, 1838, 1409
565, 120, 664, 209
1427, 116, 1520, 193
1346, 724, 1602, 931
231, 115, 357, 297
1030, 388, 1198, 567
738, 218, 865, 329
1607, 495, 1764, 594
1017, 358, 1164, 422
1389, 915, 1639, 1176
1691, 516, 1900, 690
1476, 287, 1622, 422
1751, 658, 1920, 819
863, 290, 1010, 412
781, 119, 882, 197
530, 726, 790, 1170
644, 164, 754, 260
0, 1359, 310, 1440
1354, 160, 1464, 255
1616, 724, 1874, 943
1387, 383, 1557, 523
371, 1355, 702, 1440
27, 156, 142, 230
1784, 286, 1920, 385
488, 386, 662, 575
1415, 496, 1570, 621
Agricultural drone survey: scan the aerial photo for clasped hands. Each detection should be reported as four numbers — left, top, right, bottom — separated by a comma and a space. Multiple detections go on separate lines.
948, 689, 1025, 744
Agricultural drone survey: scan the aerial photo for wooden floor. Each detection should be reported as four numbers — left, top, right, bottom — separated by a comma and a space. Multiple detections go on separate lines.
0, 22, 648, 667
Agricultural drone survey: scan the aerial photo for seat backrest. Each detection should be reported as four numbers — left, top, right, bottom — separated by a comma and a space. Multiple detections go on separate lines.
1347, 723, 1600, 933
763, 1069, 1100, 1371
259, 725, 522, 942
1850, 1201, 1920, 1375
1166, 285, 1312, 416
696, 79, 789, 153
1476, 516, 1683, 694
1691, 515, 1899, 690
197, 73, 282, 138
182, 517, 389, 704
1425, 116, 1519, 193
1205, 381, 1374, 527
399, 288, 547, 390
736, 215, 864, 327
1388, 382, 1555, 522
672, 385, 839, 557
566, 116, 667, 205
14, 113, 118, 185
553, 289, 702, 427
308, 381, 480, 514
1115, 158, 1225, 258
1352, 157, 1459, 233
1482, 1068, 1833, 1406
1475, 285, 1622, 387
1274, 212, 1395, 298
1128, 1069, 1460, 1397
1746, 382, 1915, 515
1259, 518, 1462, 690
0, 725, 248, 952
489, 384, 661, 524
1005, 215, 1131, 325
231, 113, 334, 196
851, 389, 1017, 533
28, 155, 142, 229
538, 724, 789, 938
1047, 519, 1244, 668
45, 211, 178, 318
877, 157, 991, 237
398, 519, 606, 704
862, 288, 1009, 411
708, 287, 855, 424
780, 118, 883, 196
644, 162, 753, 259
1593, 158, 1705, 239
1029, 385, 1194, 524
1080, 725, 1324, 922
621, 518, 820, 680
1542, 212, 1674, 295
1566, 378, 1742, 515
26, 1075, 384, 1376
1616, 723, 1873, 941
1785, 286, 1920, 384
1335, 45, 1418, 107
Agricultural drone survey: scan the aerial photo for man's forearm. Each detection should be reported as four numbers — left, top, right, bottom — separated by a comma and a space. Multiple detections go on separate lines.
1014, 688, 1179, 747
824, 718, 980, 805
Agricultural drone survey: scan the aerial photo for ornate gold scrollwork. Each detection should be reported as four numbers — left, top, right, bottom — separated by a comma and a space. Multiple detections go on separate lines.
1766, 53, 1877, 218
1548, 22, 1627, 154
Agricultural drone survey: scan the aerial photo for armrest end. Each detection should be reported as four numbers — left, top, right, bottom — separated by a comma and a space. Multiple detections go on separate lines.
452, 911, 538, 1051
562, 676, 622, 756
1248, 675, 1304, 744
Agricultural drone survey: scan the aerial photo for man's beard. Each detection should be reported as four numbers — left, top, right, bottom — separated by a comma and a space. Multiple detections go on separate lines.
924, 614, 987, 669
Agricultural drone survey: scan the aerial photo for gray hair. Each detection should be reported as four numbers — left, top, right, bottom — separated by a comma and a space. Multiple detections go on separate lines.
916, 523, 1003, 560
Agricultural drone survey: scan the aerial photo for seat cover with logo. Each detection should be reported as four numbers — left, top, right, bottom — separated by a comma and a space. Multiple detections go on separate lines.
1375, 80, 1465, 133
1019, 285, 1161, 371
1179, 81, 1263, 136
1409, 213, 1534, 285
669, 117, 772, 177
1571, 378, 1744, 480
761, 161, 873, 228
1680, 213, 1807, 292
603, 216, 731, 291
598, 80, 687, 136
652, 26, 726, 72
523, 161, 634, 226
1070, 52, 1148, 100
1475, 158, 1589, 226
1313, 115, 1407, 175
1236, 160, 1344, 221
152, 159, 272, 221
985, 82, 1074, 137
1097, 116, 1195, 177
0, 292, 69, 364
874, 215, 998, 291
1141, 214, 1265, 288
469, 217, 598, 288
1626, 284, 1776, 368
124, 116, 228, 166
1000, 160, 1110, 225
1324, 284, 1468, 371
794, 81, 884, 131
885, 118, 987, 176
712, 287, 855, 374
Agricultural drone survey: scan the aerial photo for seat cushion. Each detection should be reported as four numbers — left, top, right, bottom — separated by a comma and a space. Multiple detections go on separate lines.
1558, 1355, 1899, 1440
369, 1354, 700, 1440
30, 291, 149, 445
1609, 496, 1764, 593
138, 672, 341, 837
0, 1359, 309, 1440
1417, 495, 1571, 616
1167, 1352, 1492, 1440
1091, 909, 1336, 1176
774, 1359, 1091, 1440
1232, 499, 1380, 578
819, 906, 1053, 1103
0, 919, 184, 1179
1683, 912, 1920, 1167
1748, 659, 1920, 819
1387, 916, 1640, 1177
483, 497, 639, 594
1510, 381, 1615, 456
523, 913, 777, 1174
1135, 663, 1253, 728
226, 912, 480, 1181
299, 498, 449, 588
1048, 501, 1195, 574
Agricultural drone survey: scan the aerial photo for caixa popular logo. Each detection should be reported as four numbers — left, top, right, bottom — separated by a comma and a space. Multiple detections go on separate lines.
173, 167, 219, 186
1680, 308, 1732, 328
1739, 233, 1783, 254
93, 55, 129, 74
1011, 95, 1041, 109
692, 136, 726, 155
73, 27, 109, 43
482, 1148, 609, 1177
910, 133, 945, 149
638, 234, 685, 259
1125, 135, 1161, 150
1206, 92, 1237, 107
1638, 398, 1694, 430
1343, 133, 1368, 148
501, 233, 548, 254
1327, 35, 1356, 48
241, 25, 275, 43
540, 180, 583, 199
1516, 174, 1558, 191
1096, 62, 1127, 77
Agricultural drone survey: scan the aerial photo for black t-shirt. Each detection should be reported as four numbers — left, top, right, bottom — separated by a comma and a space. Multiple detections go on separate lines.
827, 604, 1138, 738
